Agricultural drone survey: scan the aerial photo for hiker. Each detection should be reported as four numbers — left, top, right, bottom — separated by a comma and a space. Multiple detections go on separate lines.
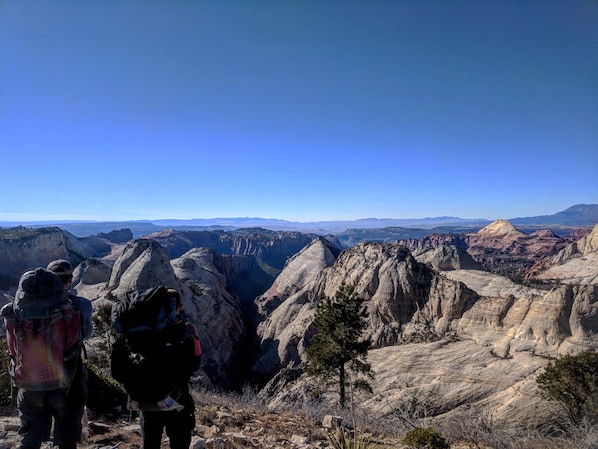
111, 287, 201, 449
1, 261, 92, 449
47, 259, 93, 344
47, 259, 94, 446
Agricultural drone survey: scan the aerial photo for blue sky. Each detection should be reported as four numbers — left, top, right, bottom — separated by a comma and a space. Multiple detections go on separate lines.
1, 0, 597, 223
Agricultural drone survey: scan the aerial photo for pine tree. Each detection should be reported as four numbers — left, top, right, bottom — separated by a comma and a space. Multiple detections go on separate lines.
306, 283, 373, 407
536, 351, 598, 425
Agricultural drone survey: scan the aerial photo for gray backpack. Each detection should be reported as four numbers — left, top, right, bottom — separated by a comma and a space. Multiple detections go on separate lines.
1, 268, 81, 390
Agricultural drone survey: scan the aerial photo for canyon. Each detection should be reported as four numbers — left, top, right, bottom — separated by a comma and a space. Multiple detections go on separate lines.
0, 216, 597, 436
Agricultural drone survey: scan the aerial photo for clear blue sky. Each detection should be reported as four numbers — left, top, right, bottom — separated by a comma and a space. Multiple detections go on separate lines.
1, 0, 597, 223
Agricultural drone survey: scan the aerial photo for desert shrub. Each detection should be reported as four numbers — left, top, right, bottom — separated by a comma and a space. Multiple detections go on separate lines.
327, 429, 374, 449
84, 359, 127, 416
92, 301, 114, 335
0, 338, 13, 406
401, 427, 449, 449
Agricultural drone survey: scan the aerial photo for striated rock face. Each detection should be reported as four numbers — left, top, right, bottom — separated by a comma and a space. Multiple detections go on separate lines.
445, 270, 598, 357
146, 228, 341, 271
77, 239, 250, 389
252, 243, 481, 382
0, 226, 111, 292
107, 239, 179, 299
314, 244, 464, 346
255, 237, 340, 317
254, 239, 598, 430
171, 248, 249, 388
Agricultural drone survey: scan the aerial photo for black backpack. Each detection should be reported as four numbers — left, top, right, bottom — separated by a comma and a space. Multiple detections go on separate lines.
110, 286, 201, 410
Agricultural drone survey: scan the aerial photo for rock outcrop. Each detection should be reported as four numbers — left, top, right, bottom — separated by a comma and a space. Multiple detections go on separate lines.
2, 222, 597, 433
0, 227, 112, 292
253, 238, 598, 430
76, 238, 250, 389
146, 228, 341, 270
255, 237, 340, 317
251, 238, 341, 382
171, 248, 249, 388
398, 219, 574, 280
96, 228, 133, 243
529, 224, 598, 284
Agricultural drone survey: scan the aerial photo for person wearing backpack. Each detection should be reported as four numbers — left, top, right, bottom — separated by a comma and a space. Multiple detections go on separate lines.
47, 260, 93, 446
110, 287, 201, 449
1, 261, 92, 449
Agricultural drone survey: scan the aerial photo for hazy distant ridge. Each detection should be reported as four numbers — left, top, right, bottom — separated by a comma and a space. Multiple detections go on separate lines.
1, 204, 596, 238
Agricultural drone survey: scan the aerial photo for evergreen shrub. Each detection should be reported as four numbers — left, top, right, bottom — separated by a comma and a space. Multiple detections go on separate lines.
401, 427, 449, 449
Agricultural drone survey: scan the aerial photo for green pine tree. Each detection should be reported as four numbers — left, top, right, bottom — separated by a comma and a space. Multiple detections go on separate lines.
536, 351, 598, 425
306, 283, 373, 407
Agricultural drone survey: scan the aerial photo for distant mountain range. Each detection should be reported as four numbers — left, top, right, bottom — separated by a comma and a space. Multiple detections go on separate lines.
1, 204, 597, 239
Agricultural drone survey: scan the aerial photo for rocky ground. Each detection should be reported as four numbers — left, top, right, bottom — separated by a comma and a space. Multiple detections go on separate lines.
0, 394, 593, 449
0, 398, 405, 449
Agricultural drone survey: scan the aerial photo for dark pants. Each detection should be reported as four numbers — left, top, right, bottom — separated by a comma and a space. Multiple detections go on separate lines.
140, 390, 195, 449
16, 365, 87, 449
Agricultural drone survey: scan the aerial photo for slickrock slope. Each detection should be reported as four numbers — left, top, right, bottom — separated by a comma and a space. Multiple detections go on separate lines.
77, 238, 249, 389
364, 340, 549, 430
254, 240, 598, 431
252, 238, 341, 382
255, 237, 341, 316
530, 223, 598, 284
476, 219, 527, 237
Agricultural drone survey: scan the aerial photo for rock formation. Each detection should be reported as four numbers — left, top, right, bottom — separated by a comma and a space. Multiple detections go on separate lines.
75, 238, 250, 389
96, 228, 133, 243
1, 221, 597, 433
529, 224, 598, 284
0, 226, 111, 293
146, 228, 341, 271
398, 219, 574, 280
252, 233, 598, 430
170, 248, 249, 388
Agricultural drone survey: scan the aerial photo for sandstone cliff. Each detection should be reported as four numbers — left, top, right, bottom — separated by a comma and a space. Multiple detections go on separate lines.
2, 223, 597, 434
253, 238, 598, 430
146, 228, 341, 271
0, 226, 111, 292
75, 238, 249, 389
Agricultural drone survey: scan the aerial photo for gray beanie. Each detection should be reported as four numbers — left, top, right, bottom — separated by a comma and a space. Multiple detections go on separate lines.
47, 259, 73, 276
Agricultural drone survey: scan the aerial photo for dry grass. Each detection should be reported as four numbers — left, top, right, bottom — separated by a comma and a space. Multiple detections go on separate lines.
2, 388, 597, 449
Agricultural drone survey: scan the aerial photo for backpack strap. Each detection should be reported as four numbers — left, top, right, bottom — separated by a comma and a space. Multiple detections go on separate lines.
68, 292, 88, 359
